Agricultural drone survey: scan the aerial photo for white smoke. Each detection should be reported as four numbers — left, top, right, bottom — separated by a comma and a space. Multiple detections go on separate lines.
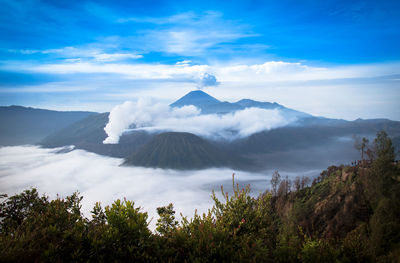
103, 99, 295, 144
197, 72, 219, 89
103, 99, 200, 144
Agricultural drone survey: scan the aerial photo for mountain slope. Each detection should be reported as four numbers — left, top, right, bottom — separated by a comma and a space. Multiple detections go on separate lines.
41, 112, 109, 147
124, 132, 251, 170
40, 113, 153, 158
170, 90, 220, 108
0, 106, 96, 145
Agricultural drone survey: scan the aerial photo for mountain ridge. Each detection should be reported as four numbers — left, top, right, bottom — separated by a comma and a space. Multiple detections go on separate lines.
0, 105, 97, 146
170, 90, 311, 117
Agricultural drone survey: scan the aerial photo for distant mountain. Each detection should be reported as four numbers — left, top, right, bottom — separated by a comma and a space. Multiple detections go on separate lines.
170, 90, 246, 114
124, 132, 251, 170
170, 90, 220, 109
236, 99, 312, 119
41, 113, 109, 147
41, 113, 153, 158
0, 106, 96, 146
5, 90, 398, 171
170, 90, 311, 117
233, 118, 400, 153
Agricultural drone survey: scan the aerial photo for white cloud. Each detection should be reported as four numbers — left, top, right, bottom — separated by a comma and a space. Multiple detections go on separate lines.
214, 61, 400, 82
176, 60, 192, 66
103, 99, 294, 143
0, 145, 277, 230
20, 61, 209, 80
7, 59, 399, 84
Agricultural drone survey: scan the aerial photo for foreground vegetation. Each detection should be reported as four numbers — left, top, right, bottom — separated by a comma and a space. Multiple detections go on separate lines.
1, 131, 399, 262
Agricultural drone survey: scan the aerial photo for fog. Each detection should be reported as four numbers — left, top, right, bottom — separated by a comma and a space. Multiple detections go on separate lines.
104, 99, 294, 143
0, 145, 319, 229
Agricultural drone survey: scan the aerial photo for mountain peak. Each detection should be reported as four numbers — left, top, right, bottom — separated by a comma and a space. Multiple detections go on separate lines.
170, 90, 220, 108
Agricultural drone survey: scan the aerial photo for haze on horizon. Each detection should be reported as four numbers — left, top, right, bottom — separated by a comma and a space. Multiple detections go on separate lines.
0, 0, 399, 120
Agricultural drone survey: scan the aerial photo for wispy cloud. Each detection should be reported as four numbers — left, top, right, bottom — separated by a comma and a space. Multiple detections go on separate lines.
116, 11, 198, 24
119, 11, 259, 56
5, 59, 399, 83
7, 46, 142, 62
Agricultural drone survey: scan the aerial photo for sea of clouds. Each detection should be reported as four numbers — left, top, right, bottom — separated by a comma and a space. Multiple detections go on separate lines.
103, 98, 294, 144
0, 145, 318, 230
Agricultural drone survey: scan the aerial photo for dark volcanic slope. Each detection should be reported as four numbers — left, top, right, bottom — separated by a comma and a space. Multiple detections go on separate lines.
0, 106, 96, 146
124, 132, 250, 170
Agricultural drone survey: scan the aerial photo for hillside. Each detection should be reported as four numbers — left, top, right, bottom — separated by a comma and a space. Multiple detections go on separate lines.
278, 165, 373, 238
0, 106, 96, 145
124, 132, 251, 170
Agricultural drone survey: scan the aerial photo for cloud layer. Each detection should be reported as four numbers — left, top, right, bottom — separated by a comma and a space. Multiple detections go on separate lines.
103, 99, 293, 143
0, 146, 276, 230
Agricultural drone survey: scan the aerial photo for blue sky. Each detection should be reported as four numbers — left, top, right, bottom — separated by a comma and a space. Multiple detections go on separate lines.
0, 0, 399, 120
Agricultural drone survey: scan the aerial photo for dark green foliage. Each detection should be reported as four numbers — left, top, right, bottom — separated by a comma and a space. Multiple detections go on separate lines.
92, 199, 153, 262
0, 190, 88, 262
0, 188, 48, 234
157, 175, 278, 262
300, 237, 340, 263
1, 131, 399, 262
364, 131, 400, 261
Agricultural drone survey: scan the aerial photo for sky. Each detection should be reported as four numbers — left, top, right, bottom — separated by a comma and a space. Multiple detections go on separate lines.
0, 0, 399, 120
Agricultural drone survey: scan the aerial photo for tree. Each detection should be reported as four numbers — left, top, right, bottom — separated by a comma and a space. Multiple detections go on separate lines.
156, 203, 178, 236
271, 171, 281, 197
373, 131, 395, 163
101, 199, 153, 261
0, 188, 48, 234
294, 176, 301, 192
353, 135, 369, 160
365, 131, 400, 260
300, 176, 310, 189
